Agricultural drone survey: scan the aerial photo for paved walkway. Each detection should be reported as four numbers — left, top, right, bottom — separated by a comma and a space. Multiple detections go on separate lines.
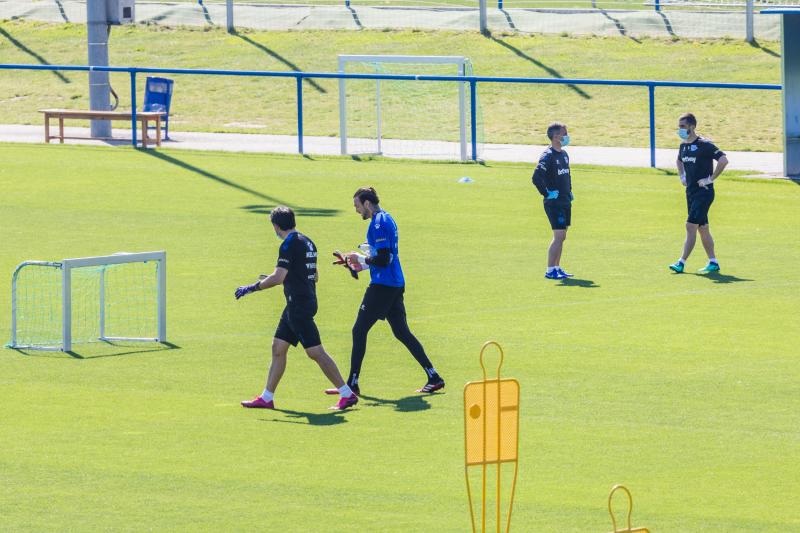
0, 0, 781, 40
1, 124, 786, 177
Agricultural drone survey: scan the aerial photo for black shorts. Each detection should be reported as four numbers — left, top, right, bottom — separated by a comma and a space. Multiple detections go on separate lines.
358, 284, 406, 324
686, 190, 714, 225
274, 303, 321, 349
544, 201, 571, 230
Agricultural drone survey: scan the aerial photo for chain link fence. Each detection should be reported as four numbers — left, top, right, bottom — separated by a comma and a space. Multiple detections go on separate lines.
0, 0, 792, 39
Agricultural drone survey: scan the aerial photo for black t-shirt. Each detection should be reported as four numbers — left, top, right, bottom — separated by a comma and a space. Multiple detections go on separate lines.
276, 232, 317, 309
532, 147, 572, 204
679, 137, 725, 195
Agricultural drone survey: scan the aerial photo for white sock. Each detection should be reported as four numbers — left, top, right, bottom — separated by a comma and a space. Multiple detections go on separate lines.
338, 385, 353, 398
677, 258, 685, 264
260, 389, 274, 402
546, 266, 556, 273
709, 257, 718, 264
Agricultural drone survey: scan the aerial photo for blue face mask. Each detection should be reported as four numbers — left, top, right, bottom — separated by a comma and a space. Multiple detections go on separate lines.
561, 135, 570, 147
677, 128, 689, 140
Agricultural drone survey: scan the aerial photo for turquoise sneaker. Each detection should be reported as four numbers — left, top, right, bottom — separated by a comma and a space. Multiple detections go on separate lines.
698, 262, 720, 273
669, 261, 685, 273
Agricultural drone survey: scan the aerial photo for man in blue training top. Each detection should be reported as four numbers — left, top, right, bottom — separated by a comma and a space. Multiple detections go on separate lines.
532, 122, 575, 280
669, 112, 729, 274
235, 206, 358, 411
326, 187, 445, 396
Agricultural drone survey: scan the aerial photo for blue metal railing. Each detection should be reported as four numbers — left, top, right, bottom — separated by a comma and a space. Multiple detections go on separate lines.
0, 63, 781, 167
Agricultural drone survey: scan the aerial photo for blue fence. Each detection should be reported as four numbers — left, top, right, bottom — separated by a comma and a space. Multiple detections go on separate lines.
0, 63, 782, 167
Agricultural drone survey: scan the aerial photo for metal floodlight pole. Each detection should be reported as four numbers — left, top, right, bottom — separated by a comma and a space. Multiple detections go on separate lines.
479, 0, 488, 35
226, 0, 234, 33
781, 13, 800, 177
746, 0, 754, 43
87, 0, 112, 138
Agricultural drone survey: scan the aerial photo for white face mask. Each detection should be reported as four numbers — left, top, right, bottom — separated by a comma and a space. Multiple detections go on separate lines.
275, 231, 283, 240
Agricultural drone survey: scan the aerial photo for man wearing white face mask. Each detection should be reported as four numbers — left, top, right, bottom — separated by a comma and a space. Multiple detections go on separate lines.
670, 113, 729, 274
532, 122, 574, 280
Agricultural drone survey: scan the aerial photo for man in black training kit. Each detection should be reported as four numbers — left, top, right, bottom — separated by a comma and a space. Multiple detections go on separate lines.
325, 187, 445, 396
532, 122, 575, 279
670, 113, 729, 274
235, 206, 358, 411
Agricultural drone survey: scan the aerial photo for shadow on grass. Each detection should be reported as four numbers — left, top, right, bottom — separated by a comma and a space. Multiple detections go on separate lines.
749, 39, 780, 59
138, 149, 340, 217
359, 393, 437, 412
693, 272, 753, 284
0, 26, 71, 84
240, 204, 339, 217
231, 31, 327, 94
557, 277, 599, 288
8, 341, 181, 360
486, 34, 590, 100
265, 408, 349, 426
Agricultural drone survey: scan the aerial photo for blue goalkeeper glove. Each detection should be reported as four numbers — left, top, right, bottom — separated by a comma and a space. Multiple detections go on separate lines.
235, 281, 261, 300
545, 189, 559, 200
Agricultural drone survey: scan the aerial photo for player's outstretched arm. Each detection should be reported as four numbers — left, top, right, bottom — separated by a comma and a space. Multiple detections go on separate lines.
234, 268, 288, 299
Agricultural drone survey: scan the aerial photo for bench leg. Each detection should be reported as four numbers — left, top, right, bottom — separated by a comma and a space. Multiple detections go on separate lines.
58, 117, 64, 144
44, 115, 50, 143
156, 117, 162, 147
141, 119, 149, 148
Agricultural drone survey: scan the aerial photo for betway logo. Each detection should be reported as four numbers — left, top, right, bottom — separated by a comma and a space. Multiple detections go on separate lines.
557, 168, 570, 176
682, 156, 697, 163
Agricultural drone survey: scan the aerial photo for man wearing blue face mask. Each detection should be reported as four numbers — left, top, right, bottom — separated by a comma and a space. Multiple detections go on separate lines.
670, 113, 729, 274
532, 122, 574, 280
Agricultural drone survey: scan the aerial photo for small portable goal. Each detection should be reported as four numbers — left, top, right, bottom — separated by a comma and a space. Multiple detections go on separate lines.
7, 251, 166, 352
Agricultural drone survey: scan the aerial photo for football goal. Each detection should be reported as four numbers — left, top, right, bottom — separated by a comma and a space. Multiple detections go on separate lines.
7, 251, 166, 352
338, 55, 482, 162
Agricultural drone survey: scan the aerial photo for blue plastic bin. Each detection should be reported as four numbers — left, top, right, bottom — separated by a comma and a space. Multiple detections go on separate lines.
143, 77, 174, 140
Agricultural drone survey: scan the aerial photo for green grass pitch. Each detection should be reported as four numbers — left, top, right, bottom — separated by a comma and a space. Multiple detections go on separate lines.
0, 143, 798, 531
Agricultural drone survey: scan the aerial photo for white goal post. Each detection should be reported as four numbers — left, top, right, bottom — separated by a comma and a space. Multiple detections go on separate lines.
338, 55, 472, 161
8, 251, 166, 352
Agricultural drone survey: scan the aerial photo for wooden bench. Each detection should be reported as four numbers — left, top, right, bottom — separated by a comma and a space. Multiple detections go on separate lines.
39, 109, 167, 148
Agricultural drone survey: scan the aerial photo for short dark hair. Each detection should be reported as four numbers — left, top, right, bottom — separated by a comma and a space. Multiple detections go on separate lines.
546, 122, 566, 140
353, 187, 379, 205
270, 206, 296, 231
679, 113, 697, 127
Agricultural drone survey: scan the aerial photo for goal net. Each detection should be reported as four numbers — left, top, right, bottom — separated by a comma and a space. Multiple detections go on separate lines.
338, 55, 484, 162
7, 251, 166, 352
